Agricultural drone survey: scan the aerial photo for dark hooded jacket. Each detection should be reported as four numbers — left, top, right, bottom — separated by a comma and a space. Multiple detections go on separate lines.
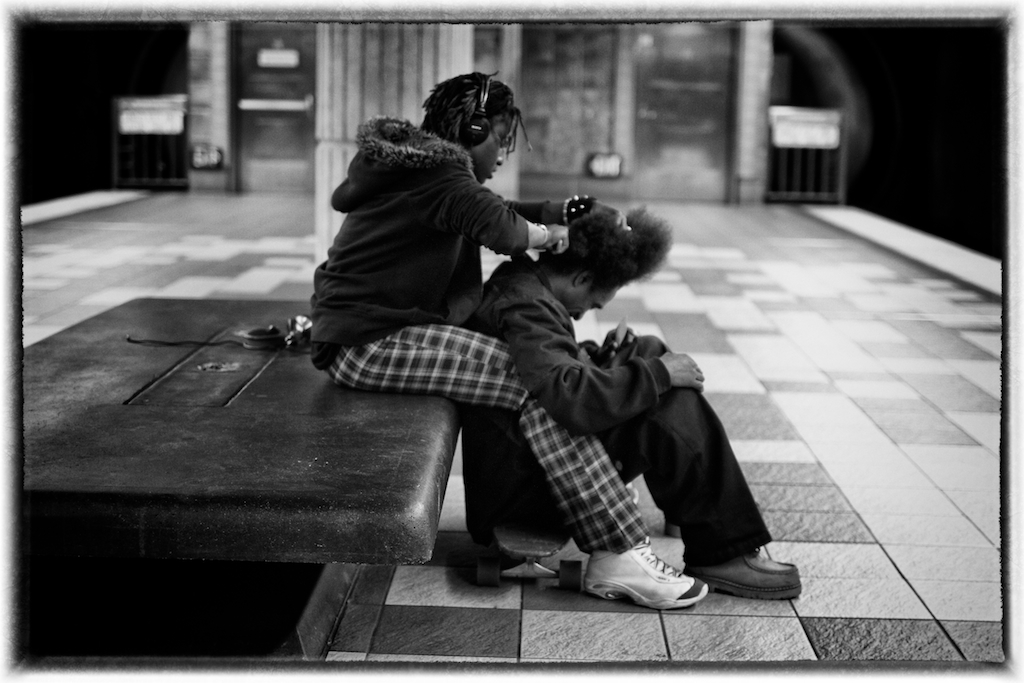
467, 256, 672, 435
310, 117, 548, 368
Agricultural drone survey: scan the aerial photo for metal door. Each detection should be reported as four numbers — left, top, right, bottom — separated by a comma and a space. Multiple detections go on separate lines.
235, 23, 316, 193
632, 24, 734, 201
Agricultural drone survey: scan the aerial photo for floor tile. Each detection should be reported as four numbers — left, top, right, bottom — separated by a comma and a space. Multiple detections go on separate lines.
900, 445, 1000, 491
349, 565, 395, 605
830, 319, 910, 343
858, 340, 937, 358
700, 297, 776, 331
655, 312, 735, 353
769, 310, 888, 373
325, 651, 367, 661
385, 565, 520, 609
743, 290, 799, 303
662, 615, 816, 661
23, 325, 65, 347
850, 395, 943, 413
898, 374, 1001, 413
766, 541, 901, 579
878, 357, 958, 374
366, 653, 518, 662
941, 620, 1005, 662
883, 544, 1000, 583
866, 409, 978, 446
371, 605, 520, 658
802, 617, 961, 660
772, 392, 892, 445
78, 286, 157, 305
739, 462, 833, 486
730, 440, 817, 463
840, 486, 963, 516
759, 261, 840, 297
943, 489, 1000, 546
519, 610, 668, 661
889, 320, 998, 360
153, 276, 232, 298
762, 511, 874, 543
329, 603, 381, 654
832, 379, 920, 399
792, 578, 931, 619
705, 393, 801, 440
522, 578, 648, 614
438, 474, 467, 532
688, 353, 765, 393
727, 333, 830, 384
909, 580, 1002, 621
638, 282, 703, 313
683, 591, 796, 617
944, 412, 1001, 453
859, 513, 994, 547
944, 359, 1002, 398
819, 460, 937, 490
959, 331, 1001, 357
750, 484, 852, 512
425, 531, 491, 568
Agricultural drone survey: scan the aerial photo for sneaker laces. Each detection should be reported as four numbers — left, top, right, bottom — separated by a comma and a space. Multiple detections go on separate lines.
634, 539, 685, 578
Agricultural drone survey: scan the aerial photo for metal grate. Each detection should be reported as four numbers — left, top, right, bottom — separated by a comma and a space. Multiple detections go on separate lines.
765, 106, 845, 204
112, 95, 189, 189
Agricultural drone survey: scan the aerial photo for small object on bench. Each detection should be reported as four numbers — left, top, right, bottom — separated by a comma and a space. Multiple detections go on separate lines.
23, 298, 461, 658
477, 523, 584, 592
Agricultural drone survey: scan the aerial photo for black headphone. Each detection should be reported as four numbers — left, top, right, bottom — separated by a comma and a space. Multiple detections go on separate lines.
460, 75, 492, 147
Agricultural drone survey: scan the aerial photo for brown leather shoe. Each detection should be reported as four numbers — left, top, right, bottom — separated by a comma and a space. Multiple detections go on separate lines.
683, 549, 801, 600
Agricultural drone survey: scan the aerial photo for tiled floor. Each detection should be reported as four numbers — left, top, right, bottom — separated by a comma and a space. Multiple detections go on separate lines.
21, 193, 1005, 666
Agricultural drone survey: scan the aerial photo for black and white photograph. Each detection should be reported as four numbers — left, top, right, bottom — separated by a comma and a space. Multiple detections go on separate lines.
8, 0, 1016, 675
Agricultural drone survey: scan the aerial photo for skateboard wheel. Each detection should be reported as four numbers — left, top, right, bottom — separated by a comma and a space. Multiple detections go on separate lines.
477, 556, 502, 587
558, 560, 584, 592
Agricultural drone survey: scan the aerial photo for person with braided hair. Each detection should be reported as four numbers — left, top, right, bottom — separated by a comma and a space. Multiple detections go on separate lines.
311, 72, 706, 609
461, 207, 802, 603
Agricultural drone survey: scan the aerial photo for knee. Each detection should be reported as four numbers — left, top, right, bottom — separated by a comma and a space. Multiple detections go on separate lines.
636, 335, 670, 358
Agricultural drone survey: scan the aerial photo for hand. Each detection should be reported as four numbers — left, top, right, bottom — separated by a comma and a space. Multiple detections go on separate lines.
660, 352, 704, 392
544, 224, 570, 254
590, 200, 629, 231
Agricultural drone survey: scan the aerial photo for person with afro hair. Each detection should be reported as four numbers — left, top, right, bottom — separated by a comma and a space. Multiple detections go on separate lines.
462, 207, 802, 605
311, 72, 706, 609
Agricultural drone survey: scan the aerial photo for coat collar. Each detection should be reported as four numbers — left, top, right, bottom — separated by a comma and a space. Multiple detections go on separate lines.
356, 116, 473, 171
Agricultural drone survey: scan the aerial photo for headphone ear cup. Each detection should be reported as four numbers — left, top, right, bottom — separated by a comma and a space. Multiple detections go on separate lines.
462, 111, 490, 147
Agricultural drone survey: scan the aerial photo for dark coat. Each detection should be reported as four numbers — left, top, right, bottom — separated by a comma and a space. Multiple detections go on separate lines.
310, 117, 546, 365
467, 256, 672, 435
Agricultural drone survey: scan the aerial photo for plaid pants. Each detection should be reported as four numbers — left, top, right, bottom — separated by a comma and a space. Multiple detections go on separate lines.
326, 324, 647, 553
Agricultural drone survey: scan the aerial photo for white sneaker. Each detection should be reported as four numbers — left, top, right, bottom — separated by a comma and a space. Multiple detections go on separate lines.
584, 538, 708, 610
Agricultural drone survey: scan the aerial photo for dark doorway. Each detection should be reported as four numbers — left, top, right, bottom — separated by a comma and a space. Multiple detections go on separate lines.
234, 23, 317, 193
18, 22, 189, 205
773, 24, 1005, 259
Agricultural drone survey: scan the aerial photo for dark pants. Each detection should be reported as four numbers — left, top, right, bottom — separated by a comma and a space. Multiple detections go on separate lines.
459, 337, 771, 566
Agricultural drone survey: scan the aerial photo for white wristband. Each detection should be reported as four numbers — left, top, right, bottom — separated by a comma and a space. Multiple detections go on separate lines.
533, 222, 549, 249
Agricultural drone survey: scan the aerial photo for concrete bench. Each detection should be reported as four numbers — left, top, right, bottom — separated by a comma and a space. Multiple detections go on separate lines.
22, 298, 460, 659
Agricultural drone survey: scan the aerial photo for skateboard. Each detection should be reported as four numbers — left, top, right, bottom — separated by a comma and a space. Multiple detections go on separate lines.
476, 524, 584, 592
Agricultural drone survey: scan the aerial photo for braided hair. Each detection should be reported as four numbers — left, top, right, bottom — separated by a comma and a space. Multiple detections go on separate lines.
537, 207, 672, 291
421, 72, 527, 151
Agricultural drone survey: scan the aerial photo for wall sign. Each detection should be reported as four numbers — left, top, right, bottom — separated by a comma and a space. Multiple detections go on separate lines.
191, 144, 224, 170
769, 107, 842, 149
257, 48, 300, 68
117, 95, 187, 135
586, 152, 624, 179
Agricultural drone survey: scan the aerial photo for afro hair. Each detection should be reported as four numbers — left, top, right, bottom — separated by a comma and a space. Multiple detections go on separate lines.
538, 207, 672, 291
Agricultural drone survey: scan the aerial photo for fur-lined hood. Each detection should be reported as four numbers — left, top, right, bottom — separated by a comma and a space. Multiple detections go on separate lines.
332, 116, 475, 214
356, 116, 473, 170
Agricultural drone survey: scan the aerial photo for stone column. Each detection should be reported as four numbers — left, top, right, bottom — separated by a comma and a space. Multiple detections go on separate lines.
187, 22, 233, 192
314, 23, 474, 259
731, 21, 774, 204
